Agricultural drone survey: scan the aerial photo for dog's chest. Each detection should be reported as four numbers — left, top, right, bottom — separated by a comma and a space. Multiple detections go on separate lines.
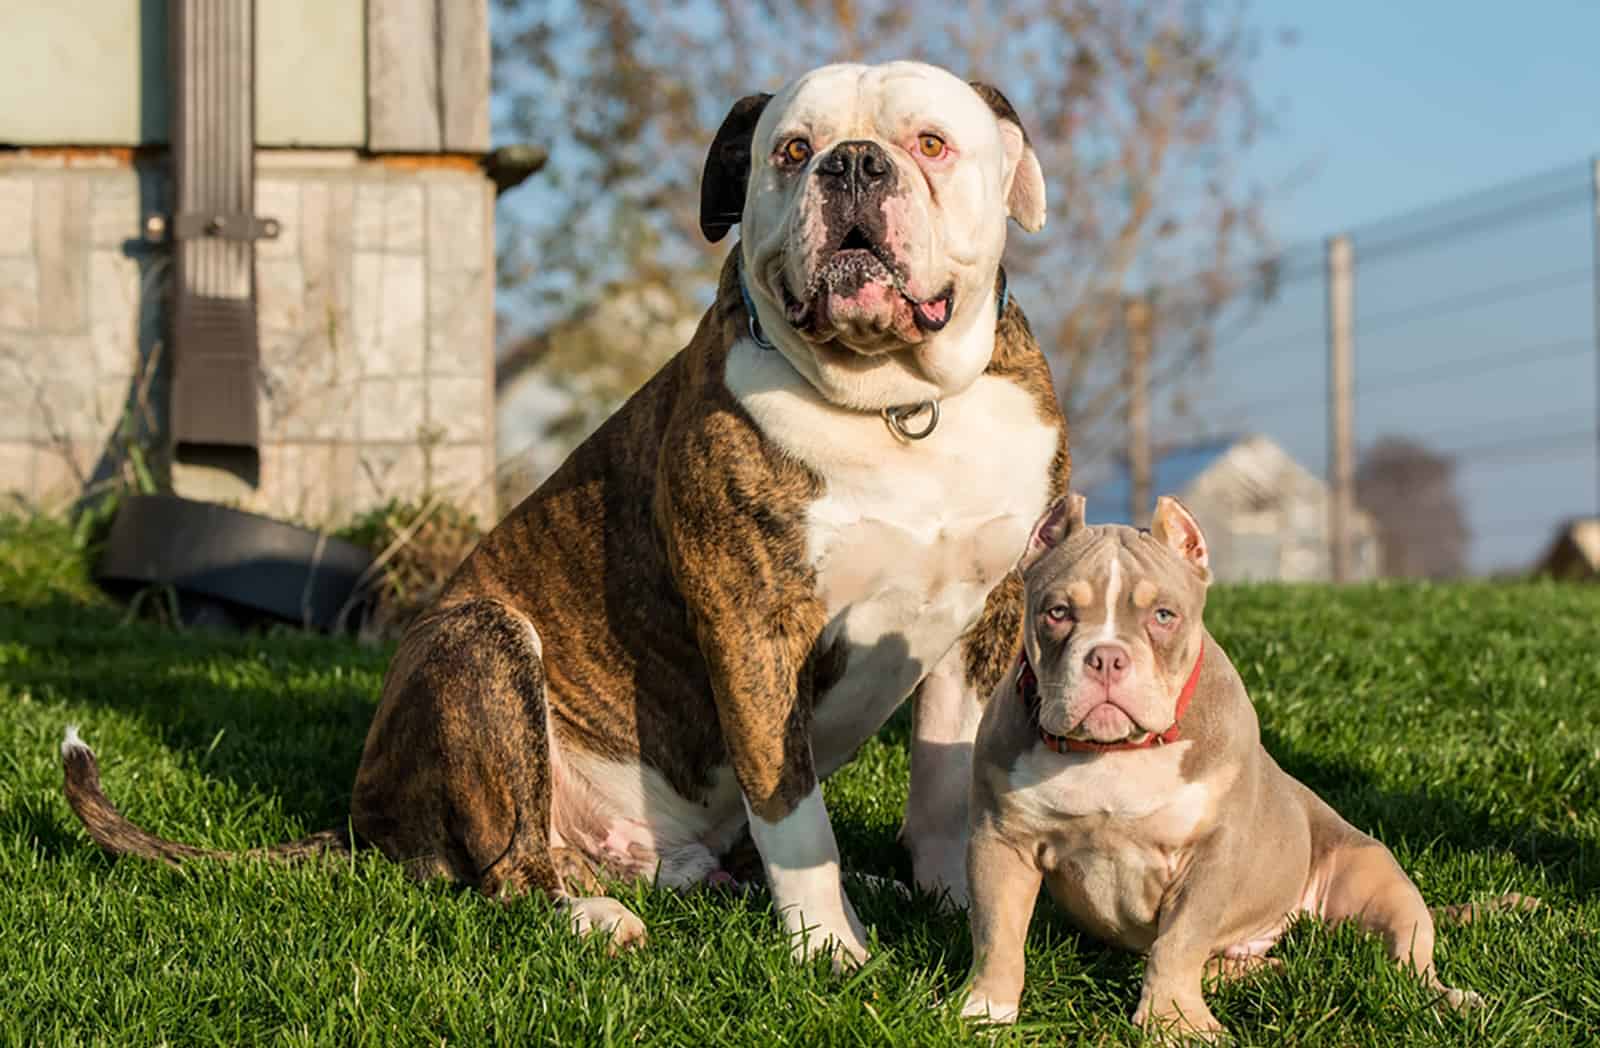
1004, 743, 1230, 946
726, 342, 1059, 772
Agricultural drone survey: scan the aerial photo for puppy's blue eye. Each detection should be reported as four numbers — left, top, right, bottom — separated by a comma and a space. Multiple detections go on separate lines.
1153, 608, 1177, 625
1044, 604, 1073, 623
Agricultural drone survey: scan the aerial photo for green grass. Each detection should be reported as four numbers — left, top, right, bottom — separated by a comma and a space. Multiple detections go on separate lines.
2, 514, 1597, 1045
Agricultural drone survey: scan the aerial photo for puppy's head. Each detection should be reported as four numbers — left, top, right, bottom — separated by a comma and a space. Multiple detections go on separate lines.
1016, 494, 1212, 745
700, 61, 1046, 409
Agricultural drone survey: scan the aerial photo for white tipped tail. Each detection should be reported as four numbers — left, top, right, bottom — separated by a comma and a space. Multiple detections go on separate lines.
61, 724, 87, 759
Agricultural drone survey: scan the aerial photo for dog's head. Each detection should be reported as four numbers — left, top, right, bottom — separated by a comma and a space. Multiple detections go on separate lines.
1015, 494, 1213, 746
700, 62, 1046, 410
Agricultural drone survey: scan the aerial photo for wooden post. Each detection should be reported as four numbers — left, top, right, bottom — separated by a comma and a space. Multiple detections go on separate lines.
1326, 235, 1356, 582
367, 0, 490, 153
1125, 295, 1152, 524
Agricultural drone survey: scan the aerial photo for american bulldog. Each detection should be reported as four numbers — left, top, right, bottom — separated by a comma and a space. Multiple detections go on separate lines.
61, 61, 1071, 969
960, 493, 1533, 1035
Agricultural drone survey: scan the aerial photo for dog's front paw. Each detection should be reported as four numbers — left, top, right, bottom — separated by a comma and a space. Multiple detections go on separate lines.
557, 896, 648, 954
789, 925, 871, 974
909, 835, 970, 910
767, 873, 872, 973
1134, 995, 1227, 1042
960, 991, 1019, 1025
826, 935, 871, 974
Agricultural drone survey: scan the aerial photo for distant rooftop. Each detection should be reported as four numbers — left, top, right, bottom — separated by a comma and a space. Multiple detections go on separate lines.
1084, 434, 1246, 524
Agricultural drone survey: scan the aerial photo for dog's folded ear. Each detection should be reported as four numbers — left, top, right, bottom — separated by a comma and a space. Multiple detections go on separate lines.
968, 82, 1047, 234
700, 92, 774, 243
1019, 492, 1086, 572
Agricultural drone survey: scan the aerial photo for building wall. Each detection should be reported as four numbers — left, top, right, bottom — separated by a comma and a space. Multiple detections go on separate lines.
0, 152, 497, 524
250, 155, 496, 523
0, 1, 497, 525
1180, 438, 1382, 583
255, 2, 366, 147
0, 157, 158, 505
0, 1, 365, 148
0, 2, 166, 146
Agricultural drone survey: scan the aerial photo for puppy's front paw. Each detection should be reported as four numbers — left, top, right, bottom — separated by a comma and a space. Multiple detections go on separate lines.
1134, 996, 1227, 1042
960, 991, 1019, 1025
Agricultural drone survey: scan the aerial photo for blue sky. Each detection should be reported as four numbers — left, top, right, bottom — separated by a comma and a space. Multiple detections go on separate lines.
1197, 2, 1600, 572
1250, 2, 1600, 241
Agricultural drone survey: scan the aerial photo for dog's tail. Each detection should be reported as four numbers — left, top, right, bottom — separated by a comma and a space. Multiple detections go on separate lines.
1431, 893, 1540, 925
60, 725, 350, 867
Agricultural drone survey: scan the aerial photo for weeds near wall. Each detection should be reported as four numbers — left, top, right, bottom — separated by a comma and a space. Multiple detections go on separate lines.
335, 496, 483, 640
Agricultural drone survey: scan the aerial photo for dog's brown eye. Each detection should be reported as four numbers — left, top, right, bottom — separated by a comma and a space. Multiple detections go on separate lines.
781, 138, 812, 165
917, 133, 946, 158
1044, 604, 1073, 624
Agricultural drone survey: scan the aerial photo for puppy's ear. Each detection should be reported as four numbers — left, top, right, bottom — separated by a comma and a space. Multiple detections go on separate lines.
699, 92, 773, 243
1019, 493, 1085, 572
1151, 496, 1212, 583
969, 82, 1047, 233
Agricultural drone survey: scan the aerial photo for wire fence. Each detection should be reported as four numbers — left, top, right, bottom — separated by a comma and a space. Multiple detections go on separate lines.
1089, 157, 1599, 580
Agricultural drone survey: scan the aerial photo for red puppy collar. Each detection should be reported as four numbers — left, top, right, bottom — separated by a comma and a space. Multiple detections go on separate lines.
1018, 642, 1205, 754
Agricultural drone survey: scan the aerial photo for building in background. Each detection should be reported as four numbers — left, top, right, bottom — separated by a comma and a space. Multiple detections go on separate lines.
1532, 519, 1600, 580
1084, 434, 1381, 582
0, 1, 506, 524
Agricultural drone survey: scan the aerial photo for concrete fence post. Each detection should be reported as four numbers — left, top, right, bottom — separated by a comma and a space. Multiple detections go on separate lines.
1124, 295, 1152, 524
1326, 235, 1356, 582
1590, 157, 1599, 518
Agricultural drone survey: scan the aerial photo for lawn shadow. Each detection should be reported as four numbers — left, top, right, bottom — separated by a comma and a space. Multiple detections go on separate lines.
1258, 722, 1597, 900
4, 596, 381, 854
9, 797, 94, 863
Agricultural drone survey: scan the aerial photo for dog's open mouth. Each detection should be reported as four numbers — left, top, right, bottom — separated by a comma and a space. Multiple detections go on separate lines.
782, 232, 953, 339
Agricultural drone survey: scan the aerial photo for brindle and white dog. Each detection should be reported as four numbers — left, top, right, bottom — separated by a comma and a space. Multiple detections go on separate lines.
61, 61, 1070, 969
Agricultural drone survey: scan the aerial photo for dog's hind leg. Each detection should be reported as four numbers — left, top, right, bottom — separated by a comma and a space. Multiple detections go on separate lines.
352, 598, 644, 951
1319, 843, 1479, 1010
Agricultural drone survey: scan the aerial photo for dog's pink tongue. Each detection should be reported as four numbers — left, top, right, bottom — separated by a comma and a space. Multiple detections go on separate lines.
824, 279, 898, 327
914, 297, 948, 326
1077, 703, 1135, 742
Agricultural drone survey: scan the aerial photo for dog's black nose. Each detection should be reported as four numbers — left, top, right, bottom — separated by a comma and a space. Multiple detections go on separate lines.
816, 141, 893, 196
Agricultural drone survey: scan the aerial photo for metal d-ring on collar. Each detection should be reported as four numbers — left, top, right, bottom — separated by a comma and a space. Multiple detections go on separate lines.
736, 262, 1011, 444
738, 268, 777, 351
881, 400, 940, 440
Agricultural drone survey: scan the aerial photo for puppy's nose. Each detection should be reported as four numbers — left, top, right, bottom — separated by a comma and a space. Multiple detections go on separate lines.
1083, 645, 1130, 685
816, 141, 893, 196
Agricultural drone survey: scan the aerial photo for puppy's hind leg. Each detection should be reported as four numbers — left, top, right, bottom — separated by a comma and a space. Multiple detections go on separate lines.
1319, 843, 1478, 1010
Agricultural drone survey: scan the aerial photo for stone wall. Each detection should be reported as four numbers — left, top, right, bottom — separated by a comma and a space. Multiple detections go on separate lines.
0, 156, 157, 509
0, 151, 497, 525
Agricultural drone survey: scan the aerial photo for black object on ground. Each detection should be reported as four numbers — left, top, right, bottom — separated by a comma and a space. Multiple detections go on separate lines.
94, 494, 374, 632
